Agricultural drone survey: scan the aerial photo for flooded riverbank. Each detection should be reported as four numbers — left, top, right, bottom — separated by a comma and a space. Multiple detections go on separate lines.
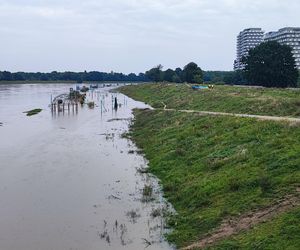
0, 84, 174, 250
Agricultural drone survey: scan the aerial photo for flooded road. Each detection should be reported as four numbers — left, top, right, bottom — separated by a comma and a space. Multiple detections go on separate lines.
0, 84, 174, 250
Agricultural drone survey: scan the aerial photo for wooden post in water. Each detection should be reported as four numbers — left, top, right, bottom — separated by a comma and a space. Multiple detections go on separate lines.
114, 97, 118, 110
50, 95, 53, 113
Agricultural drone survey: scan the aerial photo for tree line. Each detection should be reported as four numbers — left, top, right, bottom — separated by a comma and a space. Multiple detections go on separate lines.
145, 62, 203, 83
0, 67, 240, 85
0, 71, 148, 82
0, 63, 225, 84
1, 41, 299, 87
144, 64, 251, 85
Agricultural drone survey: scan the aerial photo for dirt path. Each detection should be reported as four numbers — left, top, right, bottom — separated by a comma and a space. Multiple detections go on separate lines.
182, 190, 300, 250
159, 103, 300, 123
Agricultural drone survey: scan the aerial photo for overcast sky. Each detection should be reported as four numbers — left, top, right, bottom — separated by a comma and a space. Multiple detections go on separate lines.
0, 0, 299, 73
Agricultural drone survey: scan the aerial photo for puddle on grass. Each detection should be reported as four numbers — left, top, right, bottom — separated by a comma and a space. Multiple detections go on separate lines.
0, 84, 175, 250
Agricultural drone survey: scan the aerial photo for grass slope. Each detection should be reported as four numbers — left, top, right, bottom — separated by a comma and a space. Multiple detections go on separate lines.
128, 109, 300, 248
120, 84, 300, 117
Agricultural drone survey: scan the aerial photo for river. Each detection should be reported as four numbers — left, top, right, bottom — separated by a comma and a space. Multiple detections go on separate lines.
0, 83, 174, 250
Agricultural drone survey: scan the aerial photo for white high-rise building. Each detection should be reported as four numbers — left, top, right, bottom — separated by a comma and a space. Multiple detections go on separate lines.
264, 27, 300, 69
234, 28, 264, 70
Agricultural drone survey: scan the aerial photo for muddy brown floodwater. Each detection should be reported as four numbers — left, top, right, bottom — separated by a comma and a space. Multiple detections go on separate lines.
0, 84, 175, 250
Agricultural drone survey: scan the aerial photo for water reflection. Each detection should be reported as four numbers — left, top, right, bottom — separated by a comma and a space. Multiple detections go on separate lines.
0, 84, 174, 250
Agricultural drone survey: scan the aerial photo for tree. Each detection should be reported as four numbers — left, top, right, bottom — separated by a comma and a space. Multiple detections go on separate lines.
182, 62, 203, 83
163, 69, 175, 82
12, 72, 25, 81
145, 64, 163, 82
172, 74, 181, 83
175, 68, 183, 82
243, 41, 299, 88
193, 74, 203, 83
1, 71, 12, 81
223, 70, 247, 85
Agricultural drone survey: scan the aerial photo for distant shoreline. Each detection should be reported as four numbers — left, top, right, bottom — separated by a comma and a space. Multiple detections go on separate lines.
0, 81, 146, 85
0, 81, 76, 84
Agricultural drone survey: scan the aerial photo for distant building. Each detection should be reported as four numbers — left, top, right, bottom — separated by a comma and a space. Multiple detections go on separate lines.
264, 27, 300, 69
234, 28, 264, 70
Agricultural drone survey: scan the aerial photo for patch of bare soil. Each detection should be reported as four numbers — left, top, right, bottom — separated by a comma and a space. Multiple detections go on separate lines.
182, 190, 300, 250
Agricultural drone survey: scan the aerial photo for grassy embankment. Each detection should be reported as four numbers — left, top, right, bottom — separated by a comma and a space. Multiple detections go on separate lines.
120, 84, 300, 249
120, 83, 300, 117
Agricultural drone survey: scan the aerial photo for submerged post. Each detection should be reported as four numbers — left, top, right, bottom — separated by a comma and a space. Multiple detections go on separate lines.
114, 97, 118, 110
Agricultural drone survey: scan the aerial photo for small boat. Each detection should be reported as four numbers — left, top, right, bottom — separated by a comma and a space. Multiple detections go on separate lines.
90, 84, 98, 89
192, 85, 209, 90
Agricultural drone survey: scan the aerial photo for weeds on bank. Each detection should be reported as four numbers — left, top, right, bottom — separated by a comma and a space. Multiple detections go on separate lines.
24, 108, 42, 116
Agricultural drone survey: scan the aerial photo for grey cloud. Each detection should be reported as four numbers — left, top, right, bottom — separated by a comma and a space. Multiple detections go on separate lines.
0, 0, 299, 73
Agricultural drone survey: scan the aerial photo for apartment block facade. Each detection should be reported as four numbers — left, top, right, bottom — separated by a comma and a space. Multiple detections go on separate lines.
234, 28, 264, 70
234, 27, 300, 70
264, 27, 300, 69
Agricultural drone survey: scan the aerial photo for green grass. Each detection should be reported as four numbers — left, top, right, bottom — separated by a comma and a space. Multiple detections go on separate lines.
206, 207, 300, 250
128, 109, 300, 248
119, 83, 300, 117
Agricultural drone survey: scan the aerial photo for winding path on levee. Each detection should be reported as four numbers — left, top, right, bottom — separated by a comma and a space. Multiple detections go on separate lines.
160, 102, 300, 124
